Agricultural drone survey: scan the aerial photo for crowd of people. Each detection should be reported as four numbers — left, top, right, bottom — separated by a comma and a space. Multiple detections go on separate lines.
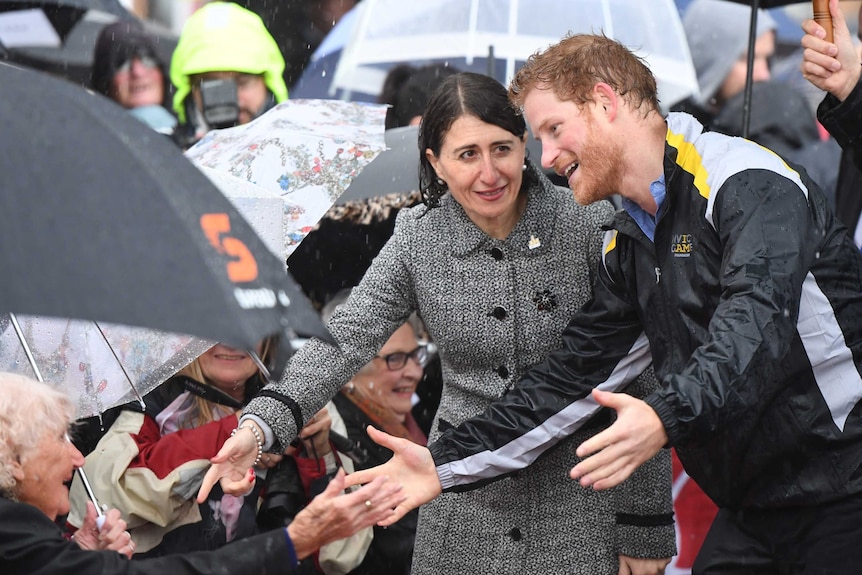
4, 0, 862, 574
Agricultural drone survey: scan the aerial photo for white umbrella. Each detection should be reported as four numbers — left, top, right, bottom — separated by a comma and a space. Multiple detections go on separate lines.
297, 0, 699, 113
185, 99, 388, 259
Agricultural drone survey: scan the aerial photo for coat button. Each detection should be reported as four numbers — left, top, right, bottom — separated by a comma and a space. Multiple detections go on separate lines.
489, 247, 503, 260
497, 365, 509, 379
508, 527, 522, 541
491, 306, 507, 320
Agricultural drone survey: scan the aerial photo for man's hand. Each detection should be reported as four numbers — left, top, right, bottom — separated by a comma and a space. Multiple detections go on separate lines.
287, 468, 406, 559
619, 554, 670, 575
801, 0, 860, 100
342, 426, 442, 526
571, 389, 667, 490
197, 423, 260, 502
75, 502, 134, 558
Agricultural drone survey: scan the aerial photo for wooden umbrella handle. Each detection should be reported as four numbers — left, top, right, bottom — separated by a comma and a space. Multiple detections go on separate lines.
813, 0, 834, 43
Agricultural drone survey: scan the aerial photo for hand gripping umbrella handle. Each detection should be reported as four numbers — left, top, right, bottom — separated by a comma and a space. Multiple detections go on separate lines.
813, 0, 833, 43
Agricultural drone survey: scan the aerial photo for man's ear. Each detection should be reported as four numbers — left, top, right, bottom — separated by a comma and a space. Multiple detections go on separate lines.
593, 83, 618, 121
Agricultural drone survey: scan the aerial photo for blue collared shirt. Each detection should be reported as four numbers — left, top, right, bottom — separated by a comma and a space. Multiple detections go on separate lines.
620, 173, 666, 242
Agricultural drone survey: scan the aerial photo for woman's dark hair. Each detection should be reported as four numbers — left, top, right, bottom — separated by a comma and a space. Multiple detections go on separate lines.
380, 63, 460, 130
418, 72, 533, 207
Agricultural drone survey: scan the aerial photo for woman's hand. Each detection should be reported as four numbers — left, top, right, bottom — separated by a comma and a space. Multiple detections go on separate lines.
197, 422, 261, 501
74, 502, 135, 558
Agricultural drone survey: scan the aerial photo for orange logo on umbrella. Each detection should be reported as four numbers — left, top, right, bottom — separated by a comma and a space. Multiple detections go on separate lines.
200, 213, 259, 283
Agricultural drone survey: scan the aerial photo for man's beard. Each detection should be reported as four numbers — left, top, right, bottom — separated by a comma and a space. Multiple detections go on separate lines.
570, 119, 623, 206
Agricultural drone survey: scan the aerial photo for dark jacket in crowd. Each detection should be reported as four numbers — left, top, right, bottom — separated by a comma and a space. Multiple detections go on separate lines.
0, 496, 296, 575
817, 77, 862, 236
711, 80, 841, 209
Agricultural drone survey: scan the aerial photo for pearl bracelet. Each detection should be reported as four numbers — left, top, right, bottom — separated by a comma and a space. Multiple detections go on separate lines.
231, 423, 263, 467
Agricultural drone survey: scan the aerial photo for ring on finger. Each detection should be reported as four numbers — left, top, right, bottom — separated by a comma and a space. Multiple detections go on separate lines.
364, 500, 372, 509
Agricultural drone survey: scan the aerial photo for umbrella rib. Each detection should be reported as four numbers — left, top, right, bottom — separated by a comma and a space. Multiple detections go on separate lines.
93, 321, 146, 411
467, 0, 479, 65
249, 350, 273, 384
9, 313, 44, 382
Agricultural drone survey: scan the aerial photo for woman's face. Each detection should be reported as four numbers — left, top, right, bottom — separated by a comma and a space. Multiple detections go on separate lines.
353, 324, 424, 421
198, 343, 261, 393
13, 425, 84, 521
426, 115, 527, 238
110, 55, 164, 109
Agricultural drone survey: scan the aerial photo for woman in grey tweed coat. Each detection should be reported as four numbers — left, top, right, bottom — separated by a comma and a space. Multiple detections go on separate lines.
206, 72, 676, 574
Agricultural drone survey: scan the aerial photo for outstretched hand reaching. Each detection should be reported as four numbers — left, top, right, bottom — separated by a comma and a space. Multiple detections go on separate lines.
570, 389, 668, 490
288, 468, 407, 559
342, 426, 443, 526
197, 423, 260, 502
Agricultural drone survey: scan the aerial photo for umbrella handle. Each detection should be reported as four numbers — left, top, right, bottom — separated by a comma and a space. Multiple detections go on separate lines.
77, 467, 106, 529
813, 0, 833, 43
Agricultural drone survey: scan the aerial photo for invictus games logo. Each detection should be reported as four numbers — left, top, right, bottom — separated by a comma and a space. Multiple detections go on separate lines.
671, 233, 692, 257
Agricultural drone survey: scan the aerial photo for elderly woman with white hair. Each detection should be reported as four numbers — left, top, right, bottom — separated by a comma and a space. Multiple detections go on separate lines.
0, 372, 404, 574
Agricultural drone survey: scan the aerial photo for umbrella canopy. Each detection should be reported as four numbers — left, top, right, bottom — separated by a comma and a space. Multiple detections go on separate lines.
0, 314, 213, 419
0, 62, 327, 375
0, 3, 176, 87
722, 0, 809, 6
185, 99, 388, 258
0, 0, 129, 42
291, 0, 700, 114
336, 125, 421, 203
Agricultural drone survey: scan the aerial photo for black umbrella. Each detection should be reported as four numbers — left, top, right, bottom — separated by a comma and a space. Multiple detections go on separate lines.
0, 62, 329, 378
0, 0, 175, 87
718, 0, 826, 137
0, 0, 129, 41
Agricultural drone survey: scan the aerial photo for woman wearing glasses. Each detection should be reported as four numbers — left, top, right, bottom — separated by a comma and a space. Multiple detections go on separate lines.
320, 306, 427, 575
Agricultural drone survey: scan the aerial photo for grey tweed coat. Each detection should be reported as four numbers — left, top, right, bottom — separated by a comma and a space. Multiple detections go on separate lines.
246, 164, 676, 574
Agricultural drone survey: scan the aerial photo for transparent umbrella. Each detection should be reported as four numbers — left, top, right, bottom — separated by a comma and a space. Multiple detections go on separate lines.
0, 314, 213, 420
0, 313, 214, 523
293, 0, 700, 113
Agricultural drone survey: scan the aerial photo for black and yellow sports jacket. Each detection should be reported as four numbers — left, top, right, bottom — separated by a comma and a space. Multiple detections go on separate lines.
430, 112, 862, 510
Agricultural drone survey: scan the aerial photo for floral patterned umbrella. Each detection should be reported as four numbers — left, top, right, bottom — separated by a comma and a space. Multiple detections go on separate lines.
0, 313, 214, 420
185, 99, 388, 260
